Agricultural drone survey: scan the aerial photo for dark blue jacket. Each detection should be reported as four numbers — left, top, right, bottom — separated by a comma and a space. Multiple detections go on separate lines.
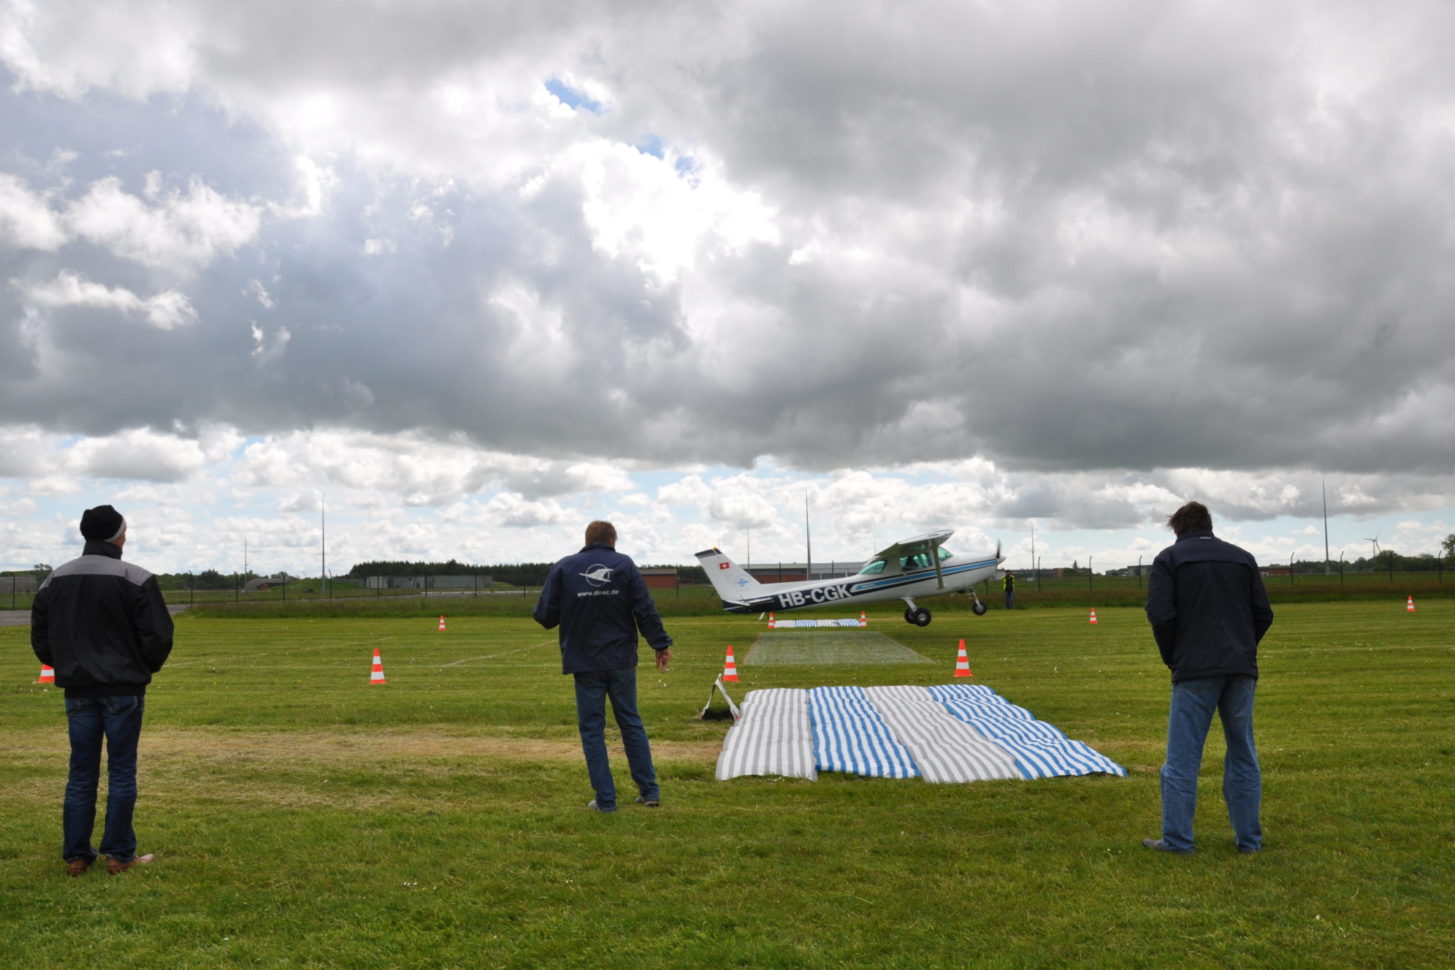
31, 541, 174, 697
1145, 530, 1273, 683
533, 543, 673, 674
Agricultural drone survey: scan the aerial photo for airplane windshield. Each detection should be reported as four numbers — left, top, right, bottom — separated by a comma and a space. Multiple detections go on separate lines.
859, 559, 887, 575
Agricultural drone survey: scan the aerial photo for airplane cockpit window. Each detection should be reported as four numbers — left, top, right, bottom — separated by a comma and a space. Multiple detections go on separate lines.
859, 559, 887, 575
899, 552, 932, 571
938, 547, 953, 561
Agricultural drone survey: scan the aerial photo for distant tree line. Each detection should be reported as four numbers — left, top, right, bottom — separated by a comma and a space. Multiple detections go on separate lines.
344, 559, 709, 587
346, 560, 555, 586
152, 569, 252, 590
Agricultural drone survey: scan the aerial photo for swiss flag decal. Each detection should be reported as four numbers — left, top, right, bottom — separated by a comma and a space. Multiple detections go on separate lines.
718, 562, 730, 570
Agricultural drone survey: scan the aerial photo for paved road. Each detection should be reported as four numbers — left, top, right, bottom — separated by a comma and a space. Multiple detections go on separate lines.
0, 604, 191, 628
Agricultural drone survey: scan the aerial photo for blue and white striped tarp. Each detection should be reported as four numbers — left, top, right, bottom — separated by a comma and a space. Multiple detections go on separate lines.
927, 684, 1127, 780
770, 618, 865, 628
716, 684, 1125, 783
808, 686, 919, 778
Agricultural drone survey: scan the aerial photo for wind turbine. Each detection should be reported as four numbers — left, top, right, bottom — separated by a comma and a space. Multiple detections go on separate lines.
1362, 534, 1381, 561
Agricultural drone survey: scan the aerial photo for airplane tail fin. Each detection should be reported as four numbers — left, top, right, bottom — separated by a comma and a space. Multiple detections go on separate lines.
695, 547, 764, 607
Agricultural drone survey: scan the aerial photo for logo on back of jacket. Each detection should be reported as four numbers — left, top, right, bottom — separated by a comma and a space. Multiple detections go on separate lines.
578, 564, 620, 597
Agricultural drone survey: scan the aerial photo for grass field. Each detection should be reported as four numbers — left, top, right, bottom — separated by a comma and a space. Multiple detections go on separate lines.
2, 601, 1451, 969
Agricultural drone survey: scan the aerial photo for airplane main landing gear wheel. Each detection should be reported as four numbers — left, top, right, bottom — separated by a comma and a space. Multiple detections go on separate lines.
972, 599, 988, 616
910, 607, 932, 627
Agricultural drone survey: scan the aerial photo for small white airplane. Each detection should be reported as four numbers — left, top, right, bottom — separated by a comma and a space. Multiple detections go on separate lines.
696, 529, 1002, 627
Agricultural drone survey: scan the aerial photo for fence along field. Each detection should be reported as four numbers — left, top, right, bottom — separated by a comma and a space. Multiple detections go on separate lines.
1, 599, 1450, 968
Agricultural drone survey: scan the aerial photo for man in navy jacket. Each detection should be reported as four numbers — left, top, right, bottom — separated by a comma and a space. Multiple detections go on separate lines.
1143, 501, 1273, 855
534, 521, 673, 812
32, 505, 174, 875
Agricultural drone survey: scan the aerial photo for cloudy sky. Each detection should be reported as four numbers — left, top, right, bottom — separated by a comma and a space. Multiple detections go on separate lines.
2, 0, 1452, 579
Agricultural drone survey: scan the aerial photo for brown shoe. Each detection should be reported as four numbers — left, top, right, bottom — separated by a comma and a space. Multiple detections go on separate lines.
106, 853, 155, 874
66, 858, 91, 877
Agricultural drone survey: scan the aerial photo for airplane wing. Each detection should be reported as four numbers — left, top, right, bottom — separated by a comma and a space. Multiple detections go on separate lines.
871, 530, 955, 589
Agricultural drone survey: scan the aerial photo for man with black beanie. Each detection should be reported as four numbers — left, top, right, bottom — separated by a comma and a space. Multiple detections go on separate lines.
31, 505, 174, 876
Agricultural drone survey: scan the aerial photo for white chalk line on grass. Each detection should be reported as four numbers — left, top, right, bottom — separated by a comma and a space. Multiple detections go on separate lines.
440, 640, 555, 667
161, 640, 558, 671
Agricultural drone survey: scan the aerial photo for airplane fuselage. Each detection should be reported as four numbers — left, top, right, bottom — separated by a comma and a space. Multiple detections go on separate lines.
721, 556, 999, 614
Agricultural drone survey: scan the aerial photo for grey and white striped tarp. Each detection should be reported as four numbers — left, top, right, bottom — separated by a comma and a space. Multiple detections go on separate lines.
864, 685, 1021, 782
715, 687, 818, 781
716, 684, 1125, 783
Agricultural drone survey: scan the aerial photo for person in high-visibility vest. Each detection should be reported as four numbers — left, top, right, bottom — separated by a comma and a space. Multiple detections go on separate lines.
1002, 570, 1016, 610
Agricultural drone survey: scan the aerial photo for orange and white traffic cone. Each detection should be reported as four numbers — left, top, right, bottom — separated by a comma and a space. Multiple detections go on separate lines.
37, 664, 55, 685
437, 614, 447, 631
952, 639, 972, 678
1089, 609, 1098, 625
722, 645, 740, 682
859, 611, 867, 627
1406, 596, 1416, 613
767, 612, 776, 629
369, 648, 387, 685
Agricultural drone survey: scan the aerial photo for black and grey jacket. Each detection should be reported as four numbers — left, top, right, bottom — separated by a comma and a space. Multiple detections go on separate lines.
31, 541, 174, 697
1145, 530, 1273, 683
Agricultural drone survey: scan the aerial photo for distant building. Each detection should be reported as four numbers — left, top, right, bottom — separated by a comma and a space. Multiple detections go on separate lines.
244, 576, 292, 592
743, 562, 863, 583
641, 567, 679, 590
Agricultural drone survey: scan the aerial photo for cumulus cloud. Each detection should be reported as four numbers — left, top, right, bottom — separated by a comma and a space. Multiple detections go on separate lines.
24, 271, 196, 329
63, 173, 261, 273
63, 428, 209, 481
0, 172, 65, 249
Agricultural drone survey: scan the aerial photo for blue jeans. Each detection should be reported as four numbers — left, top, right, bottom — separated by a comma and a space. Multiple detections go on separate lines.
1160, 676, 1262, 853
63, 694, 146, 863
573, 667, 658, 810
